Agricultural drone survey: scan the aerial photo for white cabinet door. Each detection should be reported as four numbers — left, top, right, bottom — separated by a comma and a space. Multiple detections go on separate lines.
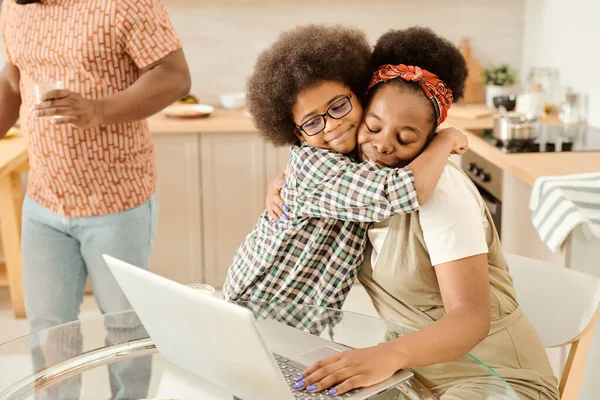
152, 134, 203, 284
201, 133, 266, 287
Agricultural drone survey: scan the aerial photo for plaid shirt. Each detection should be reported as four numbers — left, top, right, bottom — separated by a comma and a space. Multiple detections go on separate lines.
222, 144, 419, 308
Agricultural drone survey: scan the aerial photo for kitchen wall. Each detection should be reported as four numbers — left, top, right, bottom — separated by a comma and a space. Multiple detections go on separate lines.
161, 0, 525, 105
522, 0, 600, 127
0, 1, 525, 105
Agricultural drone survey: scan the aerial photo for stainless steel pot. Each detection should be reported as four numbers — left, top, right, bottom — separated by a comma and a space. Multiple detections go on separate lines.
493, 112, 540, 141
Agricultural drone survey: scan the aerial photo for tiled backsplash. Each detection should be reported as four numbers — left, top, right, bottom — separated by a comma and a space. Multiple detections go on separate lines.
0, 0, 525, 105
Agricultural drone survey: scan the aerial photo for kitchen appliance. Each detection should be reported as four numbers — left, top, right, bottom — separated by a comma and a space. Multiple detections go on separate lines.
493, 112, 540, 141
477, 124, 600, 154
462, 151, 503, 238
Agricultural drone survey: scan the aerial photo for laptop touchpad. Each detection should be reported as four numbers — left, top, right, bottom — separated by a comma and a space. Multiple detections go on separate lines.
299, 346, 341, 364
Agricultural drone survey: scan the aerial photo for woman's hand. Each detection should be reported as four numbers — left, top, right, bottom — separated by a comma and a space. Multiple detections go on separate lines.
265, 168, 289, 222
436, 127, 468, 155
295, 343, 402, 396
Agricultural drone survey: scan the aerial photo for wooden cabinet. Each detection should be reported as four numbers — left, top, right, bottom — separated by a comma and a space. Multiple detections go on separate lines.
152, 134, 204, 284
152, 131, 290, 288
200, 133, 266, 287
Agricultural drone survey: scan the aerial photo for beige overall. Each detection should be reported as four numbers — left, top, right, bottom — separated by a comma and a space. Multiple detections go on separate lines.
358, 167, 560, 400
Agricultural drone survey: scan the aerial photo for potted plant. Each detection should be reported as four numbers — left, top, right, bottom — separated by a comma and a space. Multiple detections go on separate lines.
483, 64, 517, 108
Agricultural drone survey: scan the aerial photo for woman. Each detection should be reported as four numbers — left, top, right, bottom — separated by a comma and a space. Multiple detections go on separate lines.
270, 27, 559, 399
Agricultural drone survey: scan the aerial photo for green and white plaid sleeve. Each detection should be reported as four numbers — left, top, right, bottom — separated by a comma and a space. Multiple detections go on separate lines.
286, 145, 420, 222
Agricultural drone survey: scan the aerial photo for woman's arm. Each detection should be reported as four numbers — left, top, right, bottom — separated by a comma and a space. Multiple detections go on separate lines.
296, 254, 490, 396
266, 128, 467, 222
388, 254, 491, 365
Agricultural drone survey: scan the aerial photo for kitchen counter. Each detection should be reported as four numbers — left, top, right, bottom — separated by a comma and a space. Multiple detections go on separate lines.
457, 128, 599, 186
149, 108, 256, 134
0, 130, 27, 179
0, 130, 27, 318
444, 111, 600, 186
149, 106, 600, 187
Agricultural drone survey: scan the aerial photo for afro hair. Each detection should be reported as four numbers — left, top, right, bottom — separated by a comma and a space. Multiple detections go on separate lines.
247, 24, 371, 146
369, 26, 468, 101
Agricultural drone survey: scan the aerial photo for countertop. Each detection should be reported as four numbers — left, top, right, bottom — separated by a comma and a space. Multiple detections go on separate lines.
148, 106, 600, 187
444, 111, 600, 186
3, 106, 599, 187
148, 108, 256, 134
0, 129, 27, 178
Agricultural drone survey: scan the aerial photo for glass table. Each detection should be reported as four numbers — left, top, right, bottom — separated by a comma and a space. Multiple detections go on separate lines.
0, 302, 519, 399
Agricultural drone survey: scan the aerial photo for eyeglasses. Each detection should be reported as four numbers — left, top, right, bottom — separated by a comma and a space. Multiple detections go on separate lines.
296, 94, 353, 136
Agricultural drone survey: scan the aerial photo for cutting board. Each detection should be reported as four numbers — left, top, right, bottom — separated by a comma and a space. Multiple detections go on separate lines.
449, 104, 496, 119
460, 37, 486, 104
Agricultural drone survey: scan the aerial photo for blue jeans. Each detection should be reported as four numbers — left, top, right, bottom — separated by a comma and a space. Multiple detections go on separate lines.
21, 194, 158, 399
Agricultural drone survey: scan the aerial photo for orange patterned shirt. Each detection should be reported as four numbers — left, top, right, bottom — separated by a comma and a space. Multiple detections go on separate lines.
0, 0, 182, 217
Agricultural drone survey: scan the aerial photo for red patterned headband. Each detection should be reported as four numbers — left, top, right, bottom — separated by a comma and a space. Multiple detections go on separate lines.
368, 64, 453, 127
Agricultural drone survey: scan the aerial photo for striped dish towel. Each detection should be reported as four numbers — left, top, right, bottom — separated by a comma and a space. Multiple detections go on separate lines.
530, 173, 600, 252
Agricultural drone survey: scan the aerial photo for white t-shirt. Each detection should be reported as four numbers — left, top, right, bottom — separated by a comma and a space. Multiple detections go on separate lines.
369, 165, 491, 267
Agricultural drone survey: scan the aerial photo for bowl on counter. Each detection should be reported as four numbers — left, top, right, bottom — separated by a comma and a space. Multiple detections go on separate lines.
219, 92, 246, 110
493, 94, 517, 111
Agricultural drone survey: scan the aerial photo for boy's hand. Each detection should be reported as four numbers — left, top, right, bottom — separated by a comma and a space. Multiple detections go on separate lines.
266, 168, 288, 222
436, 127, 468, 155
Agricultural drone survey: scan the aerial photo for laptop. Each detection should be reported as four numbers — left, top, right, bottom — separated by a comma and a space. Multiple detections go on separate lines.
103, 255, 413, 400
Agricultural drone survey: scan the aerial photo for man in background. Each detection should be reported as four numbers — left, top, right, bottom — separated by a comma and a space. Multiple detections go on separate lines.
0, 0, 191, 397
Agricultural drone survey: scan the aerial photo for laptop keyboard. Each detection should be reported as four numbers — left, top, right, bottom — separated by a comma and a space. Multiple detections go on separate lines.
273, 353, 360, 399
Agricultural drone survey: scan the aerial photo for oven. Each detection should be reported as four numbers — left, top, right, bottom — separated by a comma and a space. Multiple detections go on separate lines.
462, 151, 503, 239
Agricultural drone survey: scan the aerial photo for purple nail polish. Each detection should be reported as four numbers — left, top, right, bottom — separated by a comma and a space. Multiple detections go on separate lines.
282, 183, 287, 188
295, 381, 304, 389
295, 375, 304, 382
282, 213, 288, 220
282, 204, 289, 212
307, 384, 316, 391
329, 388, 337, 395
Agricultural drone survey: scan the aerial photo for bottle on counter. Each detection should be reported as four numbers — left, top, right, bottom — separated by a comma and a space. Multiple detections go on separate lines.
516, 83, 546, 118
558, 87, 587, 142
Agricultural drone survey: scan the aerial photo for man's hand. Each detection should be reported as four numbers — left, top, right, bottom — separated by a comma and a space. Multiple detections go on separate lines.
33, 90, 104, 129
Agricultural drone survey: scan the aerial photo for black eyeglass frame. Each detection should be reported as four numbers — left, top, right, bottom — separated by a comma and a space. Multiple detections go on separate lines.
296, 94, 354, 137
